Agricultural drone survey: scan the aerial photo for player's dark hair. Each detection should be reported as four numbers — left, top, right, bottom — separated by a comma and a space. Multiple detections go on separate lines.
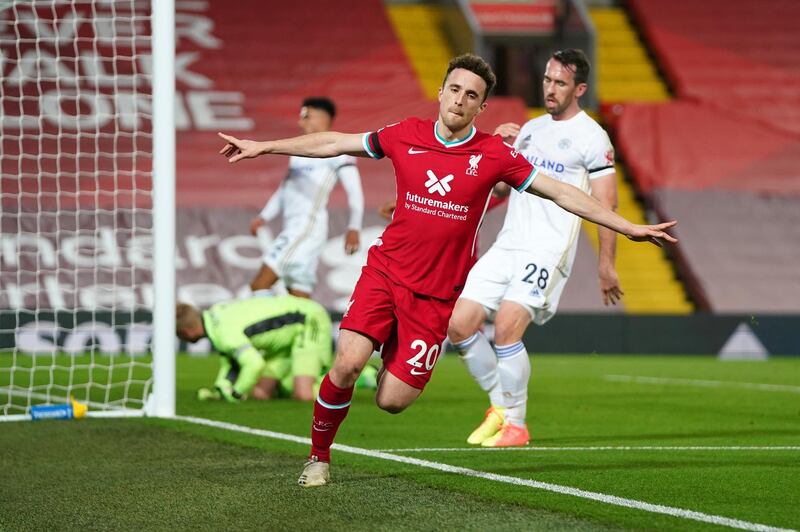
302, 97, 336, 119
443, 54, 497, 102
551, 49, 590, 85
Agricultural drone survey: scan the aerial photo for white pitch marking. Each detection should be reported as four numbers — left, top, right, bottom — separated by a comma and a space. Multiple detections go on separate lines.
605, 375, 800, 394
375, 446, 800, 453
175, 416, 795, 532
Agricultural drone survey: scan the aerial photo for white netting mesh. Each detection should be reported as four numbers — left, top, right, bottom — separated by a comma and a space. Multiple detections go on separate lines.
0, 0, 155, 416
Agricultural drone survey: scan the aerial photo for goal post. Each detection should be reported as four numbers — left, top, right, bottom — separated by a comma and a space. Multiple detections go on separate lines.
150, 0, 176, 417
0, 0, 176, 420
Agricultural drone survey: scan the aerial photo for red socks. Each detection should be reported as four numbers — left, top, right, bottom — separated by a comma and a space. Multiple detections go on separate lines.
310, 373, 354, 462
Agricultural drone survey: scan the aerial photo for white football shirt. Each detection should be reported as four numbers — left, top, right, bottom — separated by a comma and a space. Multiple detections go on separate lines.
259, 155, 364, 236
493, 111, 615, 274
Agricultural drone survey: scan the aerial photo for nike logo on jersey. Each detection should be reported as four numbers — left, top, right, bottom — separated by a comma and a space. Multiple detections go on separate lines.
408, 147, 428, 155
409, 368, 429, 376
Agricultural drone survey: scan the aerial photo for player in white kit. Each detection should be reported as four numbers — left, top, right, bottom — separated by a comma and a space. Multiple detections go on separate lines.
448, 49, 624, 447
250, 98, 364, 297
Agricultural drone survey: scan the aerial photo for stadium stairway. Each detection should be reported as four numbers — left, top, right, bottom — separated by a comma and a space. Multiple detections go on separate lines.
590, 7, 669, 104
386, 3, 453, 100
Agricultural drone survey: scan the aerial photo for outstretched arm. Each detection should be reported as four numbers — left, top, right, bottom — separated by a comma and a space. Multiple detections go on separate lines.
527, 173, 677, 246
590, 174, 624, 305
218, 131, 368, 162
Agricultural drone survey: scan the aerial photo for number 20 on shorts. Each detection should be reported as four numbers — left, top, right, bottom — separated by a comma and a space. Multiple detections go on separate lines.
406, 339, 441, 375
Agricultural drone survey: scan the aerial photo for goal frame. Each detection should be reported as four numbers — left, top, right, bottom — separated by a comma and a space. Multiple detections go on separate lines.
0, 0, 176, 421
149, 0, 176, 418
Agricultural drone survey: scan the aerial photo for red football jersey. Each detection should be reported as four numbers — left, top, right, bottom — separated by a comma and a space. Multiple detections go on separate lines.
362, 117, 538, 300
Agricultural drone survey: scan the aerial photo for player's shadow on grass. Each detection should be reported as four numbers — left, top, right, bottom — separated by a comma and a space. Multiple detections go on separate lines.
534, 427, 800, 445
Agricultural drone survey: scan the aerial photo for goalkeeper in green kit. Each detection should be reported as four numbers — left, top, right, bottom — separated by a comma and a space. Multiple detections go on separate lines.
176, 296, 376, 402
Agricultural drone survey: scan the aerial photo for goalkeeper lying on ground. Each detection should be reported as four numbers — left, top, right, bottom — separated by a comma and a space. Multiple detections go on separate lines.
176, 295, 376, 402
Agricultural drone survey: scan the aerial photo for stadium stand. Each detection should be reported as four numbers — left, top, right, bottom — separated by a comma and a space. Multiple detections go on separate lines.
627, 0, 800, 137
613, 0, 800, 312
653, 189, 800, 313
7, 0, 740, 315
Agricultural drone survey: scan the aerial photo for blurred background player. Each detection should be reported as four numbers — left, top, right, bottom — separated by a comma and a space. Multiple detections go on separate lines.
448, 49, 622, 447
250, 97, 365, 298
176, 295, 376, 403
218, 53, 676, 488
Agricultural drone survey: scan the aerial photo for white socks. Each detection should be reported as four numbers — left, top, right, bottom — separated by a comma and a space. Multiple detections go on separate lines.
495, 341, 530, 427
453, 333, 531, 427
453, 332, 504, 406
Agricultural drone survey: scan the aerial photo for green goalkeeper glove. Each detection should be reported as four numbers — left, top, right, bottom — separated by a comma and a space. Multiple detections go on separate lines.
215, 380, 243, 403
196, 387, 222, 401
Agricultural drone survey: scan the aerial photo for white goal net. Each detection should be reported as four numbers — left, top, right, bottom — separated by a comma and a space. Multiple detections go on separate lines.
0, 0, 174, 419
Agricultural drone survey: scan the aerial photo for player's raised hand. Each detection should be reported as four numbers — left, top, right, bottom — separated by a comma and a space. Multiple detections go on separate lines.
218, 132, 265, 163
626, 220, 678, 247
493, 122, 521, 143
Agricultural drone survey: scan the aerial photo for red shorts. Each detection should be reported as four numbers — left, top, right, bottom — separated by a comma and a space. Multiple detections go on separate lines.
340, 264, 455, 389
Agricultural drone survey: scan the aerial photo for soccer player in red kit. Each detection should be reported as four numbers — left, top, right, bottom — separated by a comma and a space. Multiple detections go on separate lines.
218, 54, 677, 487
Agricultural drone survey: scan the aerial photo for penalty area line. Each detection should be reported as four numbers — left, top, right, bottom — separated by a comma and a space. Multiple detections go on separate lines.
175, 415, 793, 532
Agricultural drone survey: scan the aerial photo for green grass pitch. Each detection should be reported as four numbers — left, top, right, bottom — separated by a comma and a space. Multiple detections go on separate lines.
1, 353, 798, 531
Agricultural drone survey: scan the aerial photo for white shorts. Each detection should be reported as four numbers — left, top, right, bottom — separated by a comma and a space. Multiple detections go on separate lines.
460, 245, 568, 326
263, 229, 324, 293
